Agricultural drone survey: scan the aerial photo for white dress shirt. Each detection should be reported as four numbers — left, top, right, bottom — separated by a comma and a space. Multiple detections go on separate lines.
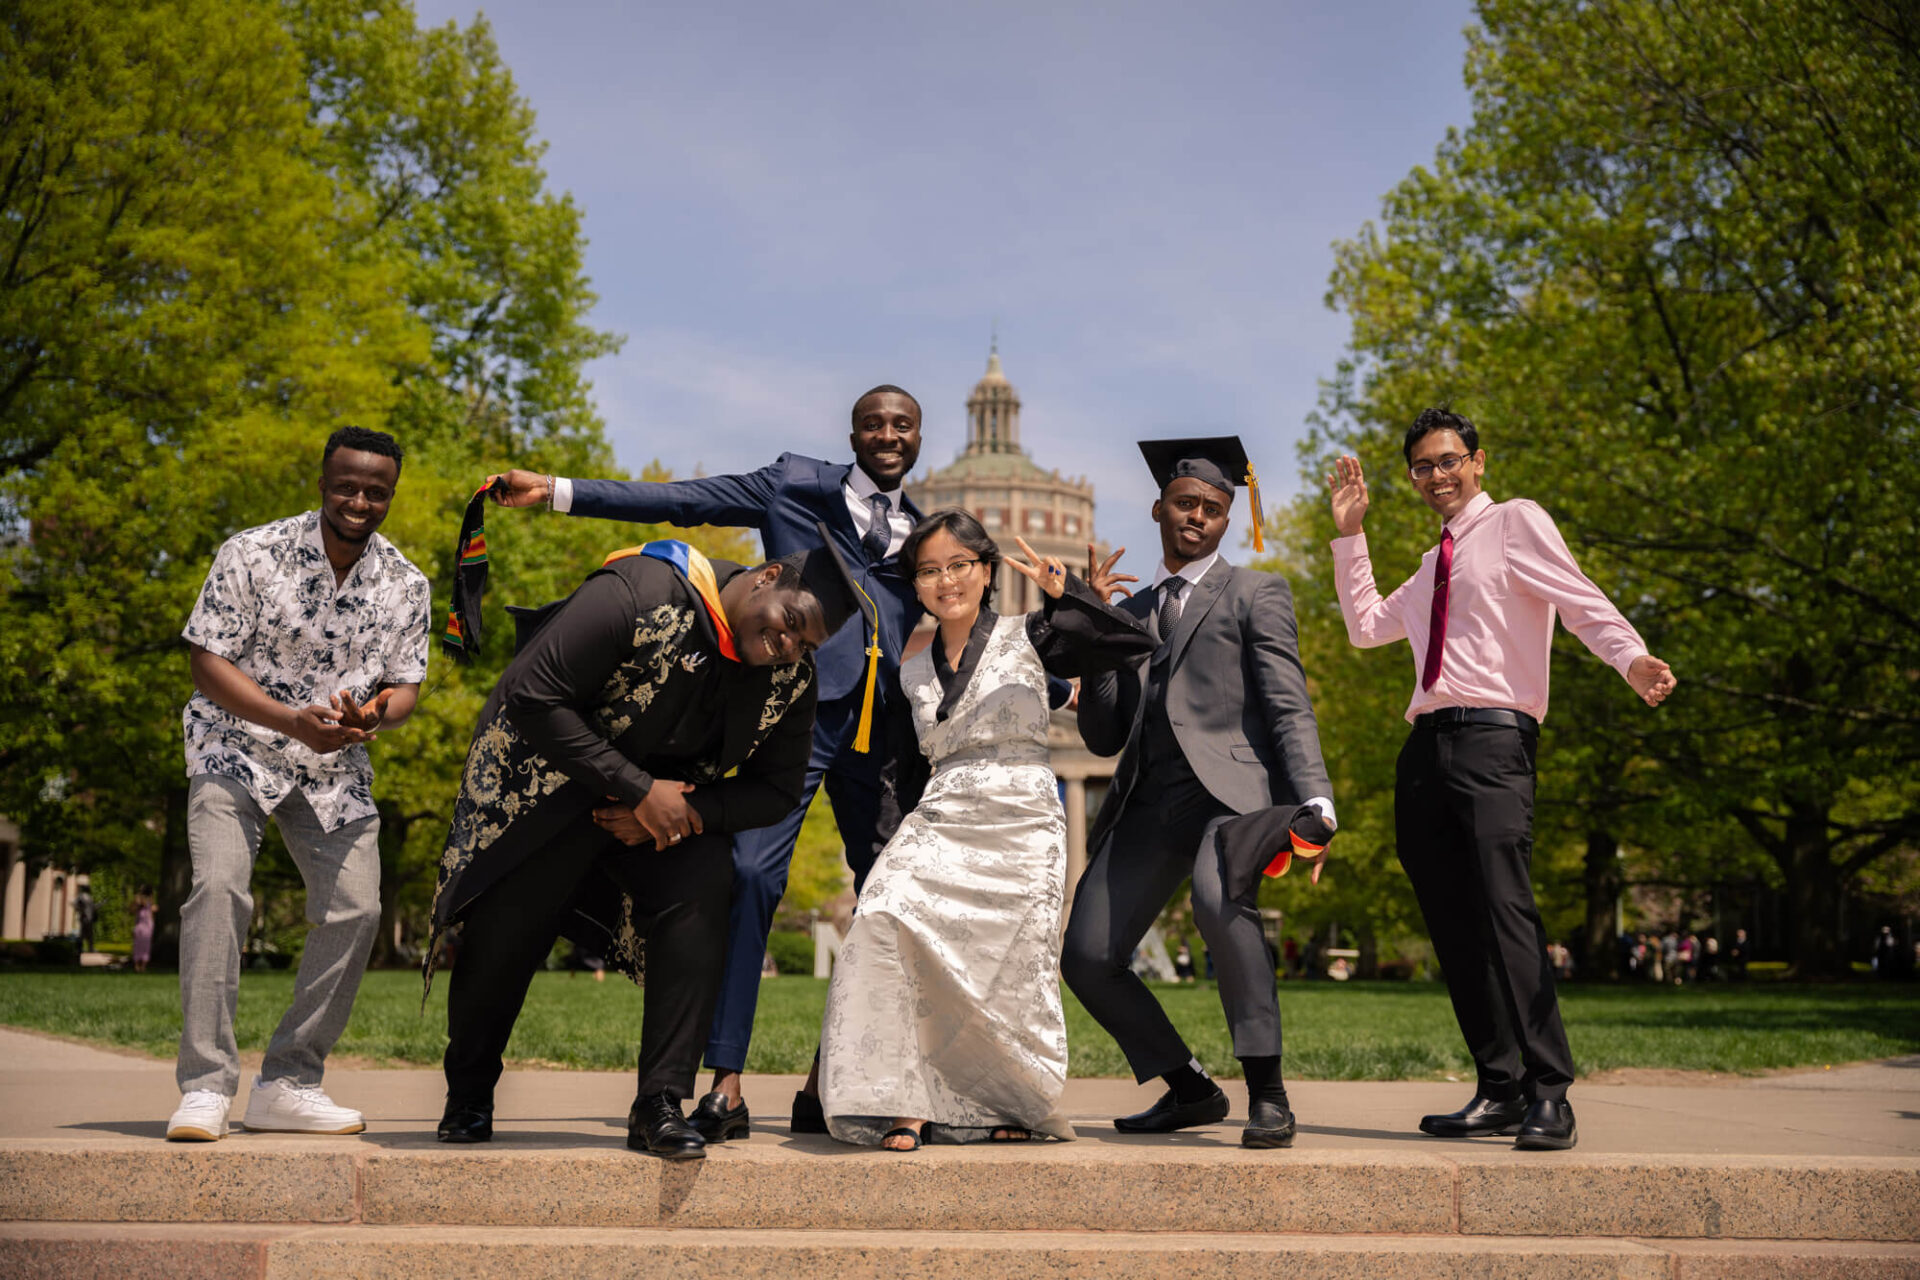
843, 464, 913, 559
1152, 552, 1334, 828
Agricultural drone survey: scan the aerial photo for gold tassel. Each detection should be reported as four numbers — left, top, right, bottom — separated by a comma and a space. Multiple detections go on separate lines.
850, 576, 883, 752
1246, 463, 1265, 553
854, 640, 881, 752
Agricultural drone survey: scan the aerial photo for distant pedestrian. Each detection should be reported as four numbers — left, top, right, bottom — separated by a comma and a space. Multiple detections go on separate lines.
1874, 926, 1902, 980
73, 887, 98, 954
131, 887, 155, 973
1174, 943, 1196, 984
1701, 935, 1719, 982
1727, 929, 1750, 981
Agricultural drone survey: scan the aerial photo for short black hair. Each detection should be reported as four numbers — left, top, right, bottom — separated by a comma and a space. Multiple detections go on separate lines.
323, 425, 404, 474
1402, 407, 1478, 465
901, 508, 1001, 609
851, 385, 921, 425
765, 555, 808, 594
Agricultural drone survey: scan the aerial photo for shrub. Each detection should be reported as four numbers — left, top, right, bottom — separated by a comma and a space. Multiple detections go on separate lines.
766, 930, 814, 976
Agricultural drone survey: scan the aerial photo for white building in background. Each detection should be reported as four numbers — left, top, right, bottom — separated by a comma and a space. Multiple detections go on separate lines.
0, 816, 85, 941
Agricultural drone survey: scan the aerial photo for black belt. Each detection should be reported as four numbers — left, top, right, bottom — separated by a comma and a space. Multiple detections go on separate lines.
1413, 707, 1539, 735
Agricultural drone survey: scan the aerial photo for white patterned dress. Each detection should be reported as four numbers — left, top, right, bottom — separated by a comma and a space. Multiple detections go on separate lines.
821, 582, 1151, 1144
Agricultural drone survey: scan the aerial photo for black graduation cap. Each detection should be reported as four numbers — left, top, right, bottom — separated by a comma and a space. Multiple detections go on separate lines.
1215, 804, 1336, 902
804, 522, 884, 751
1137, 436, 1267, 551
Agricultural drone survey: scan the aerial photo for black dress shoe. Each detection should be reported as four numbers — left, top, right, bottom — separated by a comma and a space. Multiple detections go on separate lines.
1419, 1094, 1529, 1138
1114, 1084, 1230, 1133
688, 1089, 750, 1142
789, 1089, 828, 1135
1241, 1098, 1296, 1149
436, 1099, 493, 1144
626, 1092, 706, 1160
1514, 1097, 1576, 1150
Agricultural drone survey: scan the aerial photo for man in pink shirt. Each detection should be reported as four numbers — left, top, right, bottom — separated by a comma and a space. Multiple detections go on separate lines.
1327, 407, 1675, 1150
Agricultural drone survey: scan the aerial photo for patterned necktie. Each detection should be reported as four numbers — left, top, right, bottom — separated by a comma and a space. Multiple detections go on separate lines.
861, 492, 893, 564
1157, 577, 1186, 645
1420, 527, 1454, 691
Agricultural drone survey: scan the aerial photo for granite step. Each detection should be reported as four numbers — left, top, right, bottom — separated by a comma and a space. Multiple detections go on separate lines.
2, 1137, 1916, 1242
5, 1223, 1920, 1280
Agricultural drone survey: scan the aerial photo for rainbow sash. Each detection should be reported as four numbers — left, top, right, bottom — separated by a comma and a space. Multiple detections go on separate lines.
603, 541, 738, 663
1263, 827, 1327, 879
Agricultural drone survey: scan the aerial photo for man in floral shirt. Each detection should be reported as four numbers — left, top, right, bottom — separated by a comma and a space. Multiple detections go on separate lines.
166, 426, 430, 1142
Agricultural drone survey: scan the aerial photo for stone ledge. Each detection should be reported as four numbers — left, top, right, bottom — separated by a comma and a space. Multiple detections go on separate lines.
3, 1140, 1916, 1242
5, 1224, 1920, 1280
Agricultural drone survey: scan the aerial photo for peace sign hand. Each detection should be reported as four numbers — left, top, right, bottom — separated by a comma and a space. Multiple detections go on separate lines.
1086, 544, 1138, 604
1008, 537, 1068, 599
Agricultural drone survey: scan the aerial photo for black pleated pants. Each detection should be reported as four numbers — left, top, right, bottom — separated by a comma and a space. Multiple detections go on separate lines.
444, 814, 733, 1107
1396, 721, 1574, 1101
1062, 773, 1283, 1083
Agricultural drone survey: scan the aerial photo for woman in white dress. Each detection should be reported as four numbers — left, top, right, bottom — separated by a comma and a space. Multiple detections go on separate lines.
819, 510, 1151, 1149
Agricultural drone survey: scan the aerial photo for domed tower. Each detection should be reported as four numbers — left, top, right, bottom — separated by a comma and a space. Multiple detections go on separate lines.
906, 345, 1103, 615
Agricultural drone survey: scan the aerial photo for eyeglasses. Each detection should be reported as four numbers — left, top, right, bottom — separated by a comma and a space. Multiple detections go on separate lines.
1408, 454, 1469, 482
913, 559, 983, 584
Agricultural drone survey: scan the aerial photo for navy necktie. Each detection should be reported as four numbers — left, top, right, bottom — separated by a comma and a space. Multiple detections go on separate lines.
862, 492, 893, 563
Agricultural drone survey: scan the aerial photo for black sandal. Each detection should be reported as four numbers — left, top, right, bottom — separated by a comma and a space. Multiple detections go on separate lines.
881, 1123, 928, 1151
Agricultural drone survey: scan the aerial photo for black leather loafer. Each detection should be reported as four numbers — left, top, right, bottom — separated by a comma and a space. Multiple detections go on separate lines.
790, 1089, 828, 1135
1514, 1097, 1577, 1150
1241, 1098, 1296, 1149
627, 1092, 706, 1160
688, 1089, 750, 1142
1114, 1085, 1230, 1133
1419, 1094, 1529, 1138
436, 1099, 493, 1144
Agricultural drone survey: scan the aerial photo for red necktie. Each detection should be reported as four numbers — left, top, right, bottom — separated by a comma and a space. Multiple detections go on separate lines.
1421, 527, 1453, 691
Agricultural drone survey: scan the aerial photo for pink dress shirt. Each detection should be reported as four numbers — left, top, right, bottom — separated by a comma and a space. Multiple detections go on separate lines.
1331, 491, 1647, 723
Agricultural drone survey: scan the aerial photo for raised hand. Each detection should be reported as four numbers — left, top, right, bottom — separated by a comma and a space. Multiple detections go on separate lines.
1086, 544, 1138, 604
1327, 455, 1370, 537
1008, 536, 1068, 599
486, 469, 552, 508
1627, 655, 1677, 708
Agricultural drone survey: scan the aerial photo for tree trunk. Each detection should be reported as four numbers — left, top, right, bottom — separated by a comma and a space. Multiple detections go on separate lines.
152, 785, 191, 968
1784, 801, 1847, 978
369, 802, 409, 968
1359, 926, 1379, 979
1582, 829, 1623, 981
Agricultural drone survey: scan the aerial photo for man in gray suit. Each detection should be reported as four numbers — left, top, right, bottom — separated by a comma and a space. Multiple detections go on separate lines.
1063, 437, 1336, 1149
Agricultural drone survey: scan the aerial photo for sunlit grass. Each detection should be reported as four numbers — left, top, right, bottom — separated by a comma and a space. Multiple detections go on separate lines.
2, 969, 1915, 1079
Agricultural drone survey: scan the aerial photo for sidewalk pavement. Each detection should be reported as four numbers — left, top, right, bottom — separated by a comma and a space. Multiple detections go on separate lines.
3, 1026, 1915, 1157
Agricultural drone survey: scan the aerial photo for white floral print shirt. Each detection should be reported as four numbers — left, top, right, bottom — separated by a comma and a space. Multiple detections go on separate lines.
181, 510, 431, 831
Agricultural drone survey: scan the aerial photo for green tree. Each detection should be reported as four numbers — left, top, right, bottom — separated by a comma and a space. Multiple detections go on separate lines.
0, 0, 424, 954
1289, 0, 1920, 975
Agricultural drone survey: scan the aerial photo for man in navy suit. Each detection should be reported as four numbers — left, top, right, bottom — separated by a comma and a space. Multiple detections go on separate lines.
489, 386, 926, 1137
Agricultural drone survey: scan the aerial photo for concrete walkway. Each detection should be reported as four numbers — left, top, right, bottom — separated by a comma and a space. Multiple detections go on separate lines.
3, 1025, 1915, 1157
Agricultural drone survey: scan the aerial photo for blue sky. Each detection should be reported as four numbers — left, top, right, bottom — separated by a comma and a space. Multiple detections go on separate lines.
412, 0, 1476, 566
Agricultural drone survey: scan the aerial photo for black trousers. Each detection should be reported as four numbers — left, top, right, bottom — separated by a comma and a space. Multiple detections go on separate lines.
444, 815, 733, 1107
1396, 722, 1574, 1101
1062, 773, 1282, 1083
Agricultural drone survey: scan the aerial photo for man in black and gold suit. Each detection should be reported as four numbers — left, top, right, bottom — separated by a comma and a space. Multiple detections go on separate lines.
429, 534, 863, 1160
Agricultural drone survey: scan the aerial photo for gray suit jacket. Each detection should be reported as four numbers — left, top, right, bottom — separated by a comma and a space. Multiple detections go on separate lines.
1079, 559, 1332, 852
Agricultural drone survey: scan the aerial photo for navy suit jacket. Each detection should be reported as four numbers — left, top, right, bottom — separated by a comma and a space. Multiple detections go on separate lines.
570, 453, 923, 705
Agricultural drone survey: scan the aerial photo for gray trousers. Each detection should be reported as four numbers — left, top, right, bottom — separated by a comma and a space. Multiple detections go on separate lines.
1062, 773, 1282, 1082
177, 774, 381, 1096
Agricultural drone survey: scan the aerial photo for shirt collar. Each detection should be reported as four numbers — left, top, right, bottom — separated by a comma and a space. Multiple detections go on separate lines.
844, 464, 900, 502
1443, 490, 1496, 534
1153, 548, 1221, 589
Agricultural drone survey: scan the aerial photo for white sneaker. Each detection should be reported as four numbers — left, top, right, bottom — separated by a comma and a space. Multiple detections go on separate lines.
239, 1075, 366, 1134
166, 1090, 232, 1141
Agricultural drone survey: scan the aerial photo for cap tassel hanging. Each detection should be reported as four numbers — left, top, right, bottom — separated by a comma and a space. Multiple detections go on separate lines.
1246, 462, 1265, 554
851, 578, 882, 753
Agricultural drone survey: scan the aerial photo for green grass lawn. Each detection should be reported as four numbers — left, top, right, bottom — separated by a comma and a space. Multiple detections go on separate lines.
5, 970, 1917, 1080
